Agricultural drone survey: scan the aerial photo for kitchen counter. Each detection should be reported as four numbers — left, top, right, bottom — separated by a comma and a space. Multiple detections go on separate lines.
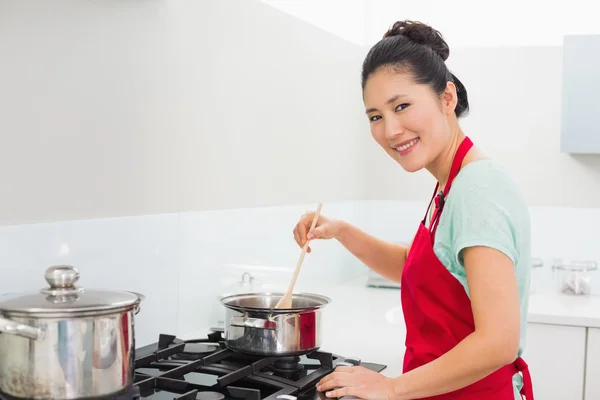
184, 276, 600, 379
319, 275, 600, 329
527, 290, 600, 328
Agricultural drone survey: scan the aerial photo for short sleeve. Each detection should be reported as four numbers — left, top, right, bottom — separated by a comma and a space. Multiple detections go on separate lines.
436, 162, 527, 269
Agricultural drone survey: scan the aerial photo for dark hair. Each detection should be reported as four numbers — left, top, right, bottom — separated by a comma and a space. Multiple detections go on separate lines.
361, 20, 469, 118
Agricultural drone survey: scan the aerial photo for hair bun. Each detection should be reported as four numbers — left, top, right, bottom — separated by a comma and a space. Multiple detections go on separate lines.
383, 20, 450, 61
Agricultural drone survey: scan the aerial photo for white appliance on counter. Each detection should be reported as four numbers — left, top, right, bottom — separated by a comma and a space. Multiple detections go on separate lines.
366, 268, 401, 289
365, 240, 407, 289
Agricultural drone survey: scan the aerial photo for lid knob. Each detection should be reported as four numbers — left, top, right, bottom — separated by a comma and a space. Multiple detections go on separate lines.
45, 265, 80, 289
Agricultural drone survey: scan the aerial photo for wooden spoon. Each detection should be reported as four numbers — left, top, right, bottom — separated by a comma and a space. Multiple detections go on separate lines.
275, 203, 323, 309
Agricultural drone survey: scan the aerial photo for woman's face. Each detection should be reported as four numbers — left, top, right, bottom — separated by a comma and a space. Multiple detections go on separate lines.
363, 68, 457, 173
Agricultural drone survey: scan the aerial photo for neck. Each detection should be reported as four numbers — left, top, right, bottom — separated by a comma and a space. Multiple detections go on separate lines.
426, 123, 465, 191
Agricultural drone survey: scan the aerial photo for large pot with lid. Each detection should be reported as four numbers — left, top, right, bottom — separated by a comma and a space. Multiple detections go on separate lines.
0, 265, 144, 399
220, 292, 330, 356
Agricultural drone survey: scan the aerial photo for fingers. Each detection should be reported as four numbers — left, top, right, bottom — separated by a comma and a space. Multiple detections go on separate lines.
308, 226, 322, 240
292, 213, 309, 247
324, 386, 362, 399
293, 211, 319, 248
297, 212, 311, 245
317, 370, 352, 392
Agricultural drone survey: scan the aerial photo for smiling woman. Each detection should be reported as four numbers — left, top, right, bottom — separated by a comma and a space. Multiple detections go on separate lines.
292, 20, 534, 400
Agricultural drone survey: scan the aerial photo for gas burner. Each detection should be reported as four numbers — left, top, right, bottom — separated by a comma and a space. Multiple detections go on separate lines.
171, 342, 221, 361
133, 332, 387, 400
196, 391, 226, 400
269, 356, 306, 380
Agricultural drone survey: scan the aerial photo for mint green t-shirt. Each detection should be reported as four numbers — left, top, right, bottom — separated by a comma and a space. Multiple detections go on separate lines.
431, 159, 531, 399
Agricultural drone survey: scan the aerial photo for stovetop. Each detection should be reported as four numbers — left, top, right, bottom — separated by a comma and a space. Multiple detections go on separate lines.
130, 329, 387, 400
0, 329, 386, 400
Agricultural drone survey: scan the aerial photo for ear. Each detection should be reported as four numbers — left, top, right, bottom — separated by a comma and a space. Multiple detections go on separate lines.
442, 81, 459, 116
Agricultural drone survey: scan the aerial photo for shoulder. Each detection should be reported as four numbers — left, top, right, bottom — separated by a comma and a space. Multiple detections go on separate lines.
437, 159, 530, 265
446, 159, 528, 218
451, 159, 522, 202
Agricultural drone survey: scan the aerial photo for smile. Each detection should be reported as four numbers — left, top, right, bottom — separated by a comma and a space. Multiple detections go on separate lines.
394, 138, 420, 154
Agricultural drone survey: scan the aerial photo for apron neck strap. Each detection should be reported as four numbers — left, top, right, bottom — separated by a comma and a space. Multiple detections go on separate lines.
442, 136, 473, 197
422, 136, 473, 233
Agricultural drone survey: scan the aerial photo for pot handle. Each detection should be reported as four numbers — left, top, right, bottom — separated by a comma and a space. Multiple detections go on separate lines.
0, 316, 40, 340
230, 316, 276, 330
128, 291, 145, 315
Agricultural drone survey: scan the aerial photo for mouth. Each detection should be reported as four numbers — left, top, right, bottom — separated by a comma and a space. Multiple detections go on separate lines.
393, 137, 420, 155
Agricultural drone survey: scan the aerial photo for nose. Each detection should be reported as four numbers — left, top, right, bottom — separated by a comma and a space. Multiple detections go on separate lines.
384, 118, 404, 140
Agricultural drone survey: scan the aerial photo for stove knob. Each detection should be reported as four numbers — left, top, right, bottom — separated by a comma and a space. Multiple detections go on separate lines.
336, 362, 353, 367
344, 358, 361, 366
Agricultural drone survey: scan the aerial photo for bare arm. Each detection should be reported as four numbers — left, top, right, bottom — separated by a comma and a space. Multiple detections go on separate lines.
390, 245, 521, 399
335, 221, 409, 284
293, 213, 410, 284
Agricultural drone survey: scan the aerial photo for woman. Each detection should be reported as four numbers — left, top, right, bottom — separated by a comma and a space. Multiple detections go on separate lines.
292, 21, 534, 400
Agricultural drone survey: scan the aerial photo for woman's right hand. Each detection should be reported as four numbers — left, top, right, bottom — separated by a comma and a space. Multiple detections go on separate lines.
292, 212, 344, 253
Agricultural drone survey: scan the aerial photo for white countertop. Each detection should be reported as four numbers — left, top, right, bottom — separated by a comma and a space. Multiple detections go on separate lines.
185, 276, 600, 379
527, 289, 600, 328
321, 276, 600, 329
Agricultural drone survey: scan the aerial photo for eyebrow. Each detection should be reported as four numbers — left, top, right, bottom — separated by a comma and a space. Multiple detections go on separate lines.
365, 94, 408, 114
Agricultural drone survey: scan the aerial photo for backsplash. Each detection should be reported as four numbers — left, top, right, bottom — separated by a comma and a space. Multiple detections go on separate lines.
0, 200, 598, 346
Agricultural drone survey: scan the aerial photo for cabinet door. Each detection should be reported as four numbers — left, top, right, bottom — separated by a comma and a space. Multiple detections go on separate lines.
523, 323, 586, 399
561, 34, 600, 153
585, 328, 600, 399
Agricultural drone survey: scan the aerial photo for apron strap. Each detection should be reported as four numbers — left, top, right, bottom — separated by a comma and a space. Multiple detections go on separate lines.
442, 136, 473, 197
515, 357, 535, 399
422, 182, 440, 225
430, 136, 474, 240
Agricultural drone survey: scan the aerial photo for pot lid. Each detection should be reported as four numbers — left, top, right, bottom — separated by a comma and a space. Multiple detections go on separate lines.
0, 265, 142, 316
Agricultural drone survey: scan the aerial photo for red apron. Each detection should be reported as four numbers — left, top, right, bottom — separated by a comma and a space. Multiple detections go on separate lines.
400, 136, 534, 399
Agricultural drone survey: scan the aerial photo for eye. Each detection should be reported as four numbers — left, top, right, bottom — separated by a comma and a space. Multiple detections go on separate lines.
368, 115, 382, 122
396, 103, 410, 112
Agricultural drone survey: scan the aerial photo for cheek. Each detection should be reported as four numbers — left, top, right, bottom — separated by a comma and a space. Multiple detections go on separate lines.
370, 124, 388, 147
404, 109, 433, 134
406, 108, 447, 143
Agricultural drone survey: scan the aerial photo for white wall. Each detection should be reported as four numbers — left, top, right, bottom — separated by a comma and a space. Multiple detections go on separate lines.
364, 0, 600, 46
261, 0, 365, 45
4, 0, 599, 224
0, 0, 367, 225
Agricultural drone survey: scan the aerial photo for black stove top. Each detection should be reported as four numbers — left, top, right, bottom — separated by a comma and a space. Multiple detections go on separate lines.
131, 330, 387, 400
0, 330, 386, 400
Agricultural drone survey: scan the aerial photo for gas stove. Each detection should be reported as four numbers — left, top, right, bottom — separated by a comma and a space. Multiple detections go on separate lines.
0, 329, 386, 400
129, 329, 387, 400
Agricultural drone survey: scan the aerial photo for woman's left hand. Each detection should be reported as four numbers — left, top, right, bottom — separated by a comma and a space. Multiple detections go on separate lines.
316, 365, 394, 400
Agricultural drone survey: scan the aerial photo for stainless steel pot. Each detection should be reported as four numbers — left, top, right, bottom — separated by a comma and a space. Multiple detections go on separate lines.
220, 292, 330, 356
0, 265, 144, 400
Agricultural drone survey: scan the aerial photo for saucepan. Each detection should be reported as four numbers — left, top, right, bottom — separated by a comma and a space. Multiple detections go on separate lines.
0, 265, 144, 399
220, 291, 331, 356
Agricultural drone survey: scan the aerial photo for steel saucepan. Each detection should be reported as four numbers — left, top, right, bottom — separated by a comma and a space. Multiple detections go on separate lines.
0, 265, 144, 400
220, 291, 331, 356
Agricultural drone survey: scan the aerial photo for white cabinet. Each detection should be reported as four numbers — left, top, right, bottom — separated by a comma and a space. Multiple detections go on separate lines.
561, 34, 600, 153
560, 35, 600, 154
523, 323, 586, 399
585, 328, 600, 399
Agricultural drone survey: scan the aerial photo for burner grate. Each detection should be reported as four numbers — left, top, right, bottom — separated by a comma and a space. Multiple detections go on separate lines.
133, 330, 386, 400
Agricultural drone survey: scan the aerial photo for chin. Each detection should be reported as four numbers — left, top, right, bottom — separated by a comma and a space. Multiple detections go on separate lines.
396, 157, 426, 173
